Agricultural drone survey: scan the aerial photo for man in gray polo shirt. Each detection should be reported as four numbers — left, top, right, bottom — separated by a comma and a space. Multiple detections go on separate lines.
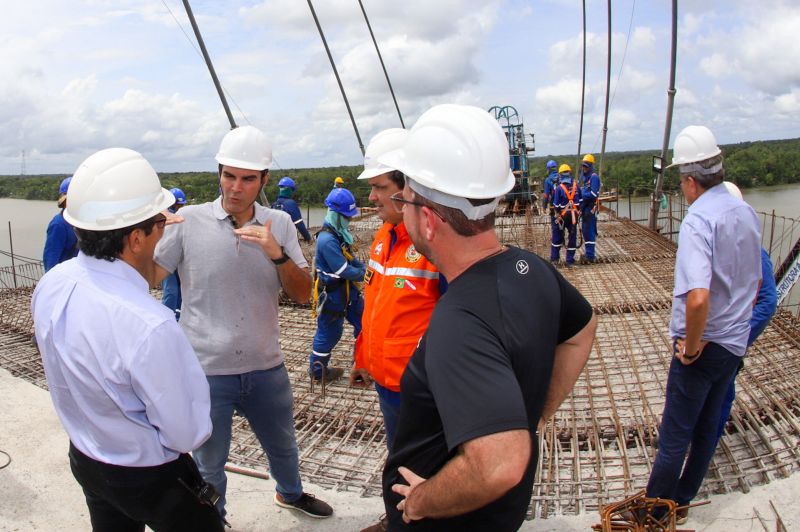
154, 125, 333, 520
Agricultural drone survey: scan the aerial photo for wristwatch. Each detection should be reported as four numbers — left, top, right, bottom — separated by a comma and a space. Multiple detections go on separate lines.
271, 247, 290, 265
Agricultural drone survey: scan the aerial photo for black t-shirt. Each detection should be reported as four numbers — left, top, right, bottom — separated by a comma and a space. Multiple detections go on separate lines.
383, 246, 592, 531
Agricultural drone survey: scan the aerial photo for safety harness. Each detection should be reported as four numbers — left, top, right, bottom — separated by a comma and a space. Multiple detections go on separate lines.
559, 182, 579, 224
311, 226, 357, 318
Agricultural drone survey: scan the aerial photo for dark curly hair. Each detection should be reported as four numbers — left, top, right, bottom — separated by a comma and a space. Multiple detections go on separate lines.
75, 216, 160, 262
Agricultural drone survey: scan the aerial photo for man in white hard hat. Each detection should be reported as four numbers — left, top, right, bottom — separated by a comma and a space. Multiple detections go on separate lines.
154, 126, 333, 520
351, 128, 443, 452
372, 105, 596, 531
645, 126, 762, 525
31, 148, 223, 530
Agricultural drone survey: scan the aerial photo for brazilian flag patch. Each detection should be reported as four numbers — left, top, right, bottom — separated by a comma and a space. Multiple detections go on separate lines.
394, 278, 405, 289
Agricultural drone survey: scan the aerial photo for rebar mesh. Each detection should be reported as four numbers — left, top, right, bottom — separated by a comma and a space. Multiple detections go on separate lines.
1, 211, 799, 516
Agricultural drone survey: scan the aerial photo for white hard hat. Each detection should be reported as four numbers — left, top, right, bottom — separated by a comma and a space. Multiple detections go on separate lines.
722, 181, 743, 201
667, 125, 722, 169
377, 104, 514, 219
215, 125, 272, 171
357, 128, 409, 180
64, 148, 175, 231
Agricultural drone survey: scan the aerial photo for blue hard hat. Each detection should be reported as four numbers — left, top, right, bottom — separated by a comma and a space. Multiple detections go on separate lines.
278, 176, 296, 190
59, 177, 72, 195
325, 188, 358, 218
169, 187, 187, 205
546, 160, 557, 170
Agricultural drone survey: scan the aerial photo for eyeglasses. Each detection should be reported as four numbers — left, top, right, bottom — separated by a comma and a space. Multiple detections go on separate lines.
389, 192, 446, 222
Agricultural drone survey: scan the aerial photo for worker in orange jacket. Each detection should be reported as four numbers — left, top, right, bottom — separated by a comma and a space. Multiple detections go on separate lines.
351, 129, 444, 451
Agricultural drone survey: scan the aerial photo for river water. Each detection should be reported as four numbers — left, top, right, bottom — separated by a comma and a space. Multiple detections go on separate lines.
2, 184, 798, 268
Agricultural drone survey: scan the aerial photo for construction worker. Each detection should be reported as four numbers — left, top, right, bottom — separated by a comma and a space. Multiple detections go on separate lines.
542, 160, 558, 211
309, 187, 365, 382
645, 126, 762, 525
161, 187, 187, 320
154, 125, 333, 520
334, 176, 345, 188
579, 153, 601, 262
271, 176, 312, 242
715, 181, 777, 441
43, 176, 79, 271
32, 148, 223, 530
372, 103, 595, 531
551, 164, 582, 265
351, 128, 443, 454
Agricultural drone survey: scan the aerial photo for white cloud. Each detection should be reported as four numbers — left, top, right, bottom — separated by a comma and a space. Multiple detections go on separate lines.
700, 53, 729, 79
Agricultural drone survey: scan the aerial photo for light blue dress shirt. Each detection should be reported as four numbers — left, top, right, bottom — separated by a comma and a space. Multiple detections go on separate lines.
32, 253, 212, 466
669, 183, 762, 357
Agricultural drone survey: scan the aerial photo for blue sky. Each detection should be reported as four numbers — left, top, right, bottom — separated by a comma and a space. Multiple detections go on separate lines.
1, 0, 798, 175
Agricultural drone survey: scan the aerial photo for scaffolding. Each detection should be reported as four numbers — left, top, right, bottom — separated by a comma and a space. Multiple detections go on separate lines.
1, 211, 799, 517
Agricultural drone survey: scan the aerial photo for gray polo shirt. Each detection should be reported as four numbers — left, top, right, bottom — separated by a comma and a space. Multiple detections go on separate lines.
155, 197, 308, 375
669, 183, 762, 357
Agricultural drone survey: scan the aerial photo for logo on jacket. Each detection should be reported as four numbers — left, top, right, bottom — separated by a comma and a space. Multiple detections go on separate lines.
405, 244, 421, 263
374, 242, 384, 255
515, 260, 529, 275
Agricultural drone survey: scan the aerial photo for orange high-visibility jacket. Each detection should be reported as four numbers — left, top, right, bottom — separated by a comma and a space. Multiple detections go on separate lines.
354, 222, 441, 391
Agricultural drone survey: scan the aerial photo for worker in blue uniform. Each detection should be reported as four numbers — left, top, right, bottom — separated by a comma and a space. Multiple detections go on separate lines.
551, 164, 582, 265
579, 154, 601, 262
715, 182, 778, 440
271, 176, 312, 243
542, 160, 559, 211
542, 159, 559, 237
161, 187, 187, 320
309, 187, 365, 383
43, 177, 79, 271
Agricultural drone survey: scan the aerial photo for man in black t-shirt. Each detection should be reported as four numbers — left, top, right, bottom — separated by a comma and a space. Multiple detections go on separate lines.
365, 104, 596, 531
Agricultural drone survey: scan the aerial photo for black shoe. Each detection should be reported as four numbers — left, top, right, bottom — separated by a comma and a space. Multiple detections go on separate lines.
309, 367, 344, 383
675, 507, 688, 525
274, 492, 333, 519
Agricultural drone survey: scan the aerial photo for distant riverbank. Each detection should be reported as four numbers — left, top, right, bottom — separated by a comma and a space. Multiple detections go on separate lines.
2, 183, 798, 268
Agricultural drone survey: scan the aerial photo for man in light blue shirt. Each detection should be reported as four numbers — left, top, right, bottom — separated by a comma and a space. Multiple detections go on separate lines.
646, 126, 762, 525
32, 148, 223, 531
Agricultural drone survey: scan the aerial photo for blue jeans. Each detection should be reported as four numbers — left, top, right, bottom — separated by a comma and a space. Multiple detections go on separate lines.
375, 383, 401, 451
193, 365, 303, 513
646, 343, 741, 506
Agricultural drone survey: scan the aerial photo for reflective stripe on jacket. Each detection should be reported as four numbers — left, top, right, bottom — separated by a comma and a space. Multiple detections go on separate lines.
354, 222, 440, 391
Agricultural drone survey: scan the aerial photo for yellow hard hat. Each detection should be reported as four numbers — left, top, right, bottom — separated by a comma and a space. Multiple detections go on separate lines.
334, 176, 345, 185
582, 153, 595, 165
559, 164, 572, 174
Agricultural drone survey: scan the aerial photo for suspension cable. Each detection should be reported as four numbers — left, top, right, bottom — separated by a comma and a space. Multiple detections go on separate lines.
160, 0, 251, 125
356, 0, 404, 128
180, 0, 236, 129
599, 0, 612, 178
577, 0, 587, 166
307, 0, 365, 155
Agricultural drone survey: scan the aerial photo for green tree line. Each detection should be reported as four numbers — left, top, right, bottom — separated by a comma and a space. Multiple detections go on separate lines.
530, 137, 800, 195
2, 137, 798, 205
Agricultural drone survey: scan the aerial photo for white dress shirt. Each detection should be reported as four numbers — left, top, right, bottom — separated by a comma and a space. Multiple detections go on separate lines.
32, 252, 212, 466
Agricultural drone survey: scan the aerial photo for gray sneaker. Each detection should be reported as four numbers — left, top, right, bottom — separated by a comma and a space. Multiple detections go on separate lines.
274, 492, 333, 519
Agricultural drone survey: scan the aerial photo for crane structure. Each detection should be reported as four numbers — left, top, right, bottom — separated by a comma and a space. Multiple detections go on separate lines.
488, 105, 536, 215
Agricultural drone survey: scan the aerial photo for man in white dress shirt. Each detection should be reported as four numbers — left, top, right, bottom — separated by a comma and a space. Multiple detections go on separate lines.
31, 148, 223, 531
